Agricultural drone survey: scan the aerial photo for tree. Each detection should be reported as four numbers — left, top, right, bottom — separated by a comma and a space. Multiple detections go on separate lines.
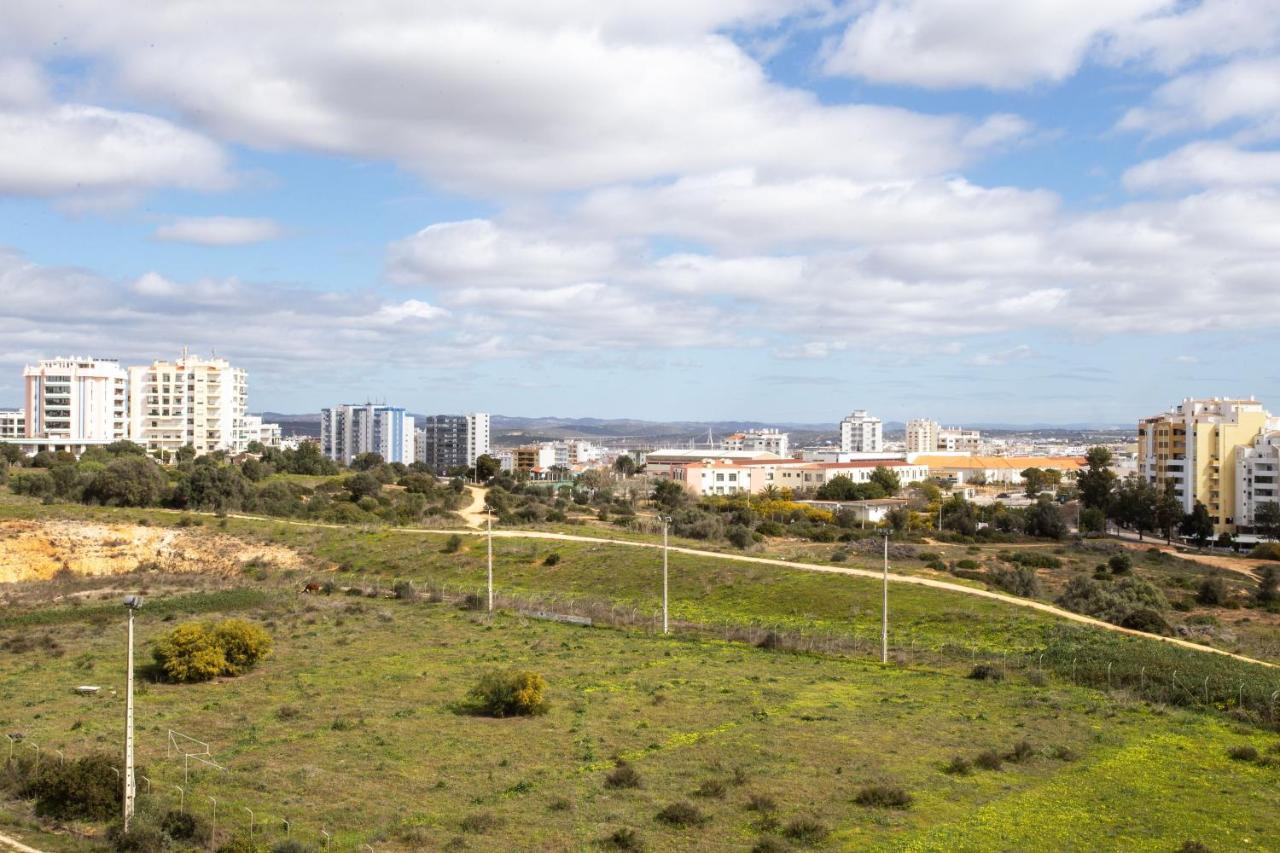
351, 452, 385, 471
941, 494, 977, 536
474, 454, 501, 482
0, 444, 24, 466
1024, 495, 1067, 539
1077, 446, 1117, 512
1257, 565, 1279, 607
172, 464, 254, 511
176, 444, 197, 465
345, 472, 382, 501
1021, 467, 1046, 498
885, 507, 912, 533
83, 457, 169, 507
613, 454, 637, 477
869, 466, 901, 496
1111, 475, 1157, 539
1079, 506, 1107, 535
1179, 501, 1214, 548
652, 478, 687, 510
1255, 501, 1280, 541
1154, 483, 1183, 542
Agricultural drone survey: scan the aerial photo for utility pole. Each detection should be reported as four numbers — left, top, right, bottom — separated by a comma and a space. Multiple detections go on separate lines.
881, 534, 889, 665
486, 508, 494, 613
659, 515, 672, 634
122, 595, 143, 832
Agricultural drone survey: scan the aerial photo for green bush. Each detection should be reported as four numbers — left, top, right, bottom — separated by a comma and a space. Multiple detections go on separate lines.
745, 792, 777, 812
1249, 542, 1280, 561
152, 619, 271, 682
460, 812, 503, 833
1196, 577, 1228, 606
605, 762, 642, 789
1004, 739, 1035, 763
1108, 553, 1133, 575
543, 552, 561, 566
1008, 551, 1062, 569
443, 534, 463, 553
26, 752, 119, 820
853, 784, 912, 809
1227, 744, 1259, 762
601, 827, 644, 851
161, 809, 211, 843
956, 559, 980, 570
465, 669, 549, 717
974, 750, 1004, 771
944, 755, 973, 775
988, 564, 1042, 598
781, 815, 829, 843
108, 821, 169, 853
655, 801, 706, 827
968, 663, 1004, 682
393, 580, 418, 600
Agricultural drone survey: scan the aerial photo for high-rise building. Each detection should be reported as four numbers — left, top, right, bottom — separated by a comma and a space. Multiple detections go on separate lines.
839, 410, 883, 453
0, 409, 25, 440
722, 428, 789, 456
1235, 430, 1280, 533
1138, 397, 1276, 535
128, 353, 248, 458
905, 419, 938, 454
938, 427, 982, 453
242, 415, 283, 449
320, 404, 415, 466
416, 412, 490, 473
23, 357, 129, 442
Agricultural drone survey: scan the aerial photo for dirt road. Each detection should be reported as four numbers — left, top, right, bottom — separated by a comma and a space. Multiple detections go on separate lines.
457, 485, 489, 529
0, 831, 45, 853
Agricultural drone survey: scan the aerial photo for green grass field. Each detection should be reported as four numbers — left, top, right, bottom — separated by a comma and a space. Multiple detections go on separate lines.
3, 497, 1280, 851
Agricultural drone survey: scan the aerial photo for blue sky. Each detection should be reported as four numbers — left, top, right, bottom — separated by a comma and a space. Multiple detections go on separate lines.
2, 1, 1279, 425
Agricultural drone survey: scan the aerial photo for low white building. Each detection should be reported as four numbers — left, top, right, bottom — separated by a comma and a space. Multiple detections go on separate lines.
799, 498, 909, 525
0, 409, 24, 440
1236, 431, 1280, 533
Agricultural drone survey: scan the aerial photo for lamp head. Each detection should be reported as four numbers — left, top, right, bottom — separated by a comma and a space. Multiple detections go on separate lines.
123, 595, 143, 610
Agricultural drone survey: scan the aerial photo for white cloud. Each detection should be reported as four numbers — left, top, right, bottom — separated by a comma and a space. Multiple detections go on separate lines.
823, 0, 1168, 89
970, 345, 1034, 366
153, 216, 284, 246
1124, 142, 1280, 191
1119, 57, 1280, 137
1103, 0, 1280, 73
0, 104, 230, 198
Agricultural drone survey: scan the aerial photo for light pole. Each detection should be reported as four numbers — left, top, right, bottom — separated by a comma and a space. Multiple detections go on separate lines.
881, 532, 889, 665
122, 595, 142, 833
208, 796, 217, 845
659, 515, 672, 634
486, 507, 494, 613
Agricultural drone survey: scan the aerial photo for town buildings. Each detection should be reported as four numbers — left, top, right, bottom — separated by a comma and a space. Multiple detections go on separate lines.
909, 454, 1084, 485
242, 415, 283, 449
0, 409, 25, 441
906, 419, 981, 453
128, 353, 248, 458
722, 428, 789, 456
320, 403, 415, 465
1236, 431, 1280, 531
840, 410, 883, 453
415, 412, 491, 473
1138, 397, 1279, 536
24, 357, 130, 443
646, 449, 926, 497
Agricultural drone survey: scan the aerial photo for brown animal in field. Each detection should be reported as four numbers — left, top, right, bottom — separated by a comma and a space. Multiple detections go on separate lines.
302, 582, 322, 594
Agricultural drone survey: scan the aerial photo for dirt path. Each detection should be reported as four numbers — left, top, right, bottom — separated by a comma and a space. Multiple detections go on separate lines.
0, 831, 46, 853
457, 485, 489, 529
213, 511, 1276, 669
1121, 541, 1269, 580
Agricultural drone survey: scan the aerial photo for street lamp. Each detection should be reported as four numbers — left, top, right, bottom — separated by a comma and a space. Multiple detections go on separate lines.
486, 507, 494, 613
658, 516, 672, 634
122, 595, 142, 833
881, 532, 889, 665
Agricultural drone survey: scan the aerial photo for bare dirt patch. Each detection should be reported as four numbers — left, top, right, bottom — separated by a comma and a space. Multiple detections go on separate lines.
0, 519, 304, 584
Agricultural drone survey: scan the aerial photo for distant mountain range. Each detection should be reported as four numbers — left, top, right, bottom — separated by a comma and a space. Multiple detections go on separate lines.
257, 412, 1132, 446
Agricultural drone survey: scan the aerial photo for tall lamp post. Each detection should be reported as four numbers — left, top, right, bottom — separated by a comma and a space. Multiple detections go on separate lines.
659, 515, 672, 634
881, 534, 889, 665
122, 595, 143, 832
486, 507, 494, 613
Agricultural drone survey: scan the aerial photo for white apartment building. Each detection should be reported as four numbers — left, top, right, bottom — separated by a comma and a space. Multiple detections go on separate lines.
722, 428, 790, 457
23, 357, 129, 442
320, 404, 415, 466
128, 353, 248, 458
939, 427, 982, 453
0, 409, 24, 440
906, 419, 981, 453
840, 410, 883, 453
466, 412, 491, 464
243, 415, 283, 449
1236, 431, 1280, 532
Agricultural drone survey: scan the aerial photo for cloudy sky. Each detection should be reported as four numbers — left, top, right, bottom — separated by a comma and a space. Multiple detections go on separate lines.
2, 0, 1278, 425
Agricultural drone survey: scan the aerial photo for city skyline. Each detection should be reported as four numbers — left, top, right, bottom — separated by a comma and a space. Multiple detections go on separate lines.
2, 2, 1279, 422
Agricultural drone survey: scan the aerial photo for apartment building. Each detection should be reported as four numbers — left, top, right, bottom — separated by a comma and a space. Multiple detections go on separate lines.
128, 353, 247, 458
840, 410, 883, 453
658, 455, 926, 497
906, 419, 981, 453
23, 357, 129, 442
242, 415, 282, 449
722, 428, 789, 456
415, 412, 491, 473
910, 454, 1083, 485
1235, 431, 1280, 532
320, 403, 415, 466
0, 409, 24, 440
1138, 397, 1277, 535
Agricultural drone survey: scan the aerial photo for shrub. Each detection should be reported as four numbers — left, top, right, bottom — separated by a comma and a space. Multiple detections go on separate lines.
1009, 551, 1062, 569
1196, 577, 1228, 606
694, 778, 727, 799
1055, 574, 1169, 630
974, 750, 1004, 771
1250, 542, 1280, 561
461, 592, 486, 611
1004, 739, 1035, 763
444, 534, 463, 553
605, 762, 642, 789
161, 809, 211, 843
543, 552, 561, 566
944, 755, 973, 775
393, 580, 418, 601
460, 812, 503, 834
1227, 745, 1259, 762
26, 753, 119, 820
956, 559, 980, 570
655, 801, 706, 827
745, 792, 777, 812
1050, 745, 1079, 762
152, 619, 271, 682
782, 815, 830, 843
853, 784, 912, 809
727, 524, 754, 549
1108, 553, 1133, 575
601, 827, 644, 851
751, 839, 791, 853
271, 842, 313, 853
109, 821, 169, 853
465, 669, 549, 717
988, 564, 1042, 598
968, 663, 1004, 682
1177, 843, 1211, 853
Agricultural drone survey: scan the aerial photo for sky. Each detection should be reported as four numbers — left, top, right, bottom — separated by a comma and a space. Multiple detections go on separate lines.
2, 0, 1279, 425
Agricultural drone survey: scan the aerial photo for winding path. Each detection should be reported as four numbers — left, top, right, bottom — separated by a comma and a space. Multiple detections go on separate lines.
0, 831, 45, 853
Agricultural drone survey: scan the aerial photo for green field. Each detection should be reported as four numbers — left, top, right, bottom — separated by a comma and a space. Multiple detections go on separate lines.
3, 499, 1280, 851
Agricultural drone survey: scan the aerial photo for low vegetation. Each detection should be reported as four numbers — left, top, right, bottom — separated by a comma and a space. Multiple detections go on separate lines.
463, 669, 549, 717
151, 618, 272, 682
